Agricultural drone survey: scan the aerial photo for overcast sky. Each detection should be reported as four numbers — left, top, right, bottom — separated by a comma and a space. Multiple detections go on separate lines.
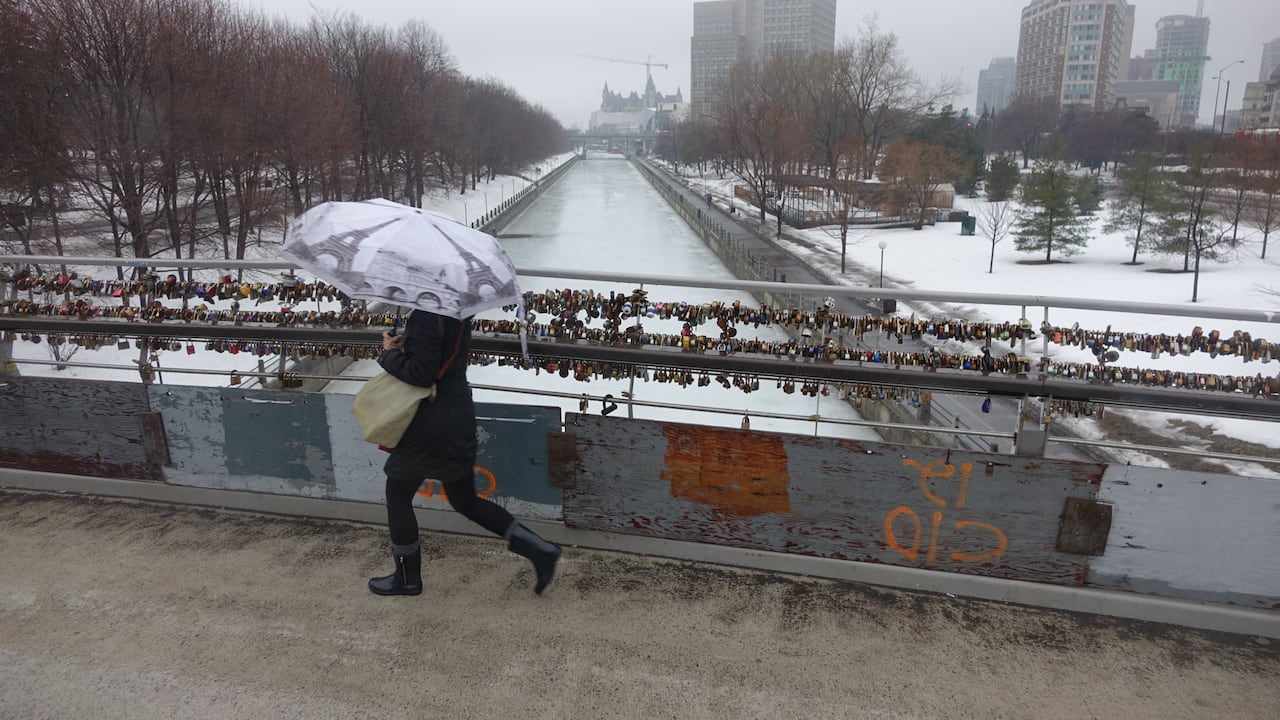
253, 0, 1278, 128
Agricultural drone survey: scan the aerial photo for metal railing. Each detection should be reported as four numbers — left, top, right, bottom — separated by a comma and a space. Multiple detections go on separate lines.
3, 258, 1278, 467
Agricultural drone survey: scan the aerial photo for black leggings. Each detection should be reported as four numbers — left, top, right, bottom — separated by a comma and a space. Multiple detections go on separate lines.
384, 474, 514, 547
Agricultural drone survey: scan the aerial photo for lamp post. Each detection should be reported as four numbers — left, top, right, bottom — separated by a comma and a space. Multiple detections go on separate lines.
877, 239, 887, 288
1211, 59, 1244, 132
1220, 80, 1233, 134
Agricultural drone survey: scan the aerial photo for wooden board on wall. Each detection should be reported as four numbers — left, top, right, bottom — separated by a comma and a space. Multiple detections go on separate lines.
562, 414, 1106, 585
0, 376, 161, 482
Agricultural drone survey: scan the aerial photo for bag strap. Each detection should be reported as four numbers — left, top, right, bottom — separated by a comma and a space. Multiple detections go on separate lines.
436, 315, 464, 380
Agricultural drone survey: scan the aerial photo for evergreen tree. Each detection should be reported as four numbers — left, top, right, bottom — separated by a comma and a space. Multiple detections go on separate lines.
1073, 174, 1103, 215
984, 154, 1020, 201
1103, 146, 1171, 263
904, 105, 984, 196
1014, 145, 1090, 261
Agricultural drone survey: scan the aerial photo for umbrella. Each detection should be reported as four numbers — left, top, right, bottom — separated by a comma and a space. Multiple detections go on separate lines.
282, 198, 521, 320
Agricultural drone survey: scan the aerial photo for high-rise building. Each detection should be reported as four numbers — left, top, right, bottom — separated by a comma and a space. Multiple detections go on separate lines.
690, 0, 837, 116
759, 0, 837, 60
1238, 74, 1279, 129
1013, 0, 1133, 111
1128, 49, 1158, 81
977, 58, 1018, 113
1152, 14, 1210, 128
691, 1, 748, 114
1261, 37, 1280, 82
1118, 4, 1135, 85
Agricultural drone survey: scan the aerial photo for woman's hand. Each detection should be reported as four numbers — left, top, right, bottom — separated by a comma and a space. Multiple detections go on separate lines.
382, 332, 402, 351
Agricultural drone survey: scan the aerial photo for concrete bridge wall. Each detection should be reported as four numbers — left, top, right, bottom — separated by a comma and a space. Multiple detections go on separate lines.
1, 374, 1277, 614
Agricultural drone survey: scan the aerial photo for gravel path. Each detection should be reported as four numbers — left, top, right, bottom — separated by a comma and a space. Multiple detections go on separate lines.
2, 490, 1276, 720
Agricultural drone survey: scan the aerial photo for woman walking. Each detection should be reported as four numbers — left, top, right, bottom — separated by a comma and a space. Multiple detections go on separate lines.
368, 309, 561, 597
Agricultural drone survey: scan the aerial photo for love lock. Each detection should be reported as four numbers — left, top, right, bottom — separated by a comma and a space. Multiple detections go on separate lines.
601, 394, 618, 416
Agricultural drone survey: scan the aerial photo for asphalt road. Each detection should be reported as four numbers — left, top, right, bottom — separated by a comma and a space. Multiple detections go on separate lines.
2, 490, 1276, 720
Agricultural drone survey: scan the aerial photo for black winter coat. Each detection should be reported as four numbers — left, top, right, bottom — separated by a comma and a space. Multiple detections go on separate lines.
378, 310, 475, 483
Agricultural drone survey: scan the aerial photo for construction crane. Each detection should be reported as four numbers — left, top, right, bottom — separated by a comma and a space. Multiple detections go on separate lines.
580, 54, 669, 85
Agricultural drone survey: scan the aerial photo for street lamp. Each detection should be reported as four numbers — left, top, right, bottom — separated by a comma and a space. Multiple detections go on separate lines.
877, 239, 887, 288
1211, 59, 1244, 132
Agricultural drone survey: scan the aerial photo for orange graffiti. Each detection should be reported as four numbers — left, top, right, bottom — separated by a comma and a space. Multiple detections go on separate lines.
416, 466, 497, 503
950, 520, 1009, 563
903, 458, 971, 508
883, 459, 1008, 565
883, 506, 920, 561
661, 425, 791, 515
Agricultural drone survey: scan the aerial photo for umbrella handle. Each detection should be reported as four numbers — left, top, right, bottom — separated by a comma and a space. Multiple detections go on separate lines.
390, 315, 400, 337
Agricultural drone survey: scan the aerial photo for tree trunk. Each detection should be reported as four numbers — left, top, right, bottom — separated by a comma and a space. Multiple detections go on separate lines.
1191, 245, 1202, 303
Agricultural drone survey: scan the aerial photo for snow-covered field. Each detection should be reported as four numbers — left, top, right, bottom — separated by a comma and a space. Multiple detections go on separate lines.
675, 163, 1280, 458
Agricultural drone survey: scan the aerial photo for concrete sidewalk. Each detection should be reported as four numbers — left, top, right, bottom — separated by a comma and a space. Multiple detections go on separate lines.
2, 489, 1276, 720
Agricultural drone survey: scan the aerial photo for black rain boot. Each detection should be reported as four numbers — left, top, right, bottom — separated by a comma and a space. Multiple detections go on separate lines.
368, 549, 423, 596
505, 522, 561, 595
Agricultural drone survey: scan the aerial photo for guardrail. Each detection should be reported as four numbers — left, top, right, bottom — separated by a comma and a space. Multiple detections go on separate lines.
3, 259, 1277, 469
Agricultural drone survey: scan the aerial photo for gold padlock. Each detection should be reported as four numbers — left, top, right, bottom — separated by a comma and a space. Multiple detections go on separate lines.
229, 370, 241, 386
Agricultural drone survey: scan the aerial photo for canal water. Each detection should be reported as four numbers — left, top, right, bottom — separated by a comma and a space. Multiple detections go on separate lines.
469, 156, 879, 441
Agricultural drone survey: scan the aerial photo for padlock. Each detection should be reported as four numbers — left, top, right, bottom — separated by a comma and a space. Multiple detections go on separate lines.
229, 370, 241, 386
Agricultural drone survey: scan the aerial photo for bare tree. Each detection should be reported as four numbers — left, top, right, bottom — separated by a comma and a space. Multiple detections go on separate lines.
37, 0, 167, 260
10, 0, 563, 262
974, 200, 1014, 273
713, 54, 807, 233
841, 19, 959, 180
1244, 164, 1279, 260
877, 139, 960, 229
1186, 219, 1242, 303
993, 96, 1059, 168
1156, 144, 1221, 272
1, 0, 71, 260
1234, 132, 1280, 257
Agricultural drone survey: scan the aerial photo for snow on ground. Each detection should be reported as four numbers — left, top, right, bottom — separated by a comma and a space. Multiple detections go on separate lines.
676, 164, 1280, 452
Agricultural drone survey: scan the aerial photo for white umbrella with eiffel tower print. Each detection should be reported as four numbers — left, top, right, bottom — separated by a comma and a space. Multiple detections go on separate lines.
282, 198, 522, 320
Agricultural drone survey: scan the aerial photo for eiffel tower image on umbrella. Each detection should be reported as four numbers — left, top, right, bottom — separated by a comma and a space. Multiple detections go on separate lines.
438, 225, 518, 310
283, 198, 523, 319
284, 216, 400, 290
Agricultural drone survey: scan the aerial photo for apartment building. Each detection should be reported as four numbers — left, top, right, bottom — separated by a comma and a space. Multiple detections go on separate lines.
977, 58, 1018, 113
1261, 37, 1280, 82
690, 0, 837, 116
1013, 0, 1132, 111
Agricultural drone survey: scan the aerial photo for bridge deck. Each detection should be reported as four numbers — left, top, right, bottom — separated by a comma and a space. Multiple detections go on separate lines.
1, 488, 1277, 720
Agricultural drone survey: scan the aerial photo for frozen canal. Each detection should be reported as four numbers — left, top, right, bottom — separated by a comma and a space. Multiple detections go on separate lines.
467, 155, 880, 441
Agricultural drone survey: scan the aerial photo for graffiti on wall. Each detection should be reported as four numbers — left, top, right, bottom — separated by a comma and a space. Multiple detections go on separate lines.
415, 466, 497, 504
884, 458, 1008, 565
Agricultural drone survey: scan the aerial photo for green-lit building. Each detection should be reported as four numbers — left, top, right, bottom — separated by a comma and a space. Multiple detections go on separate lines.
1153, 14, 1210, 128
